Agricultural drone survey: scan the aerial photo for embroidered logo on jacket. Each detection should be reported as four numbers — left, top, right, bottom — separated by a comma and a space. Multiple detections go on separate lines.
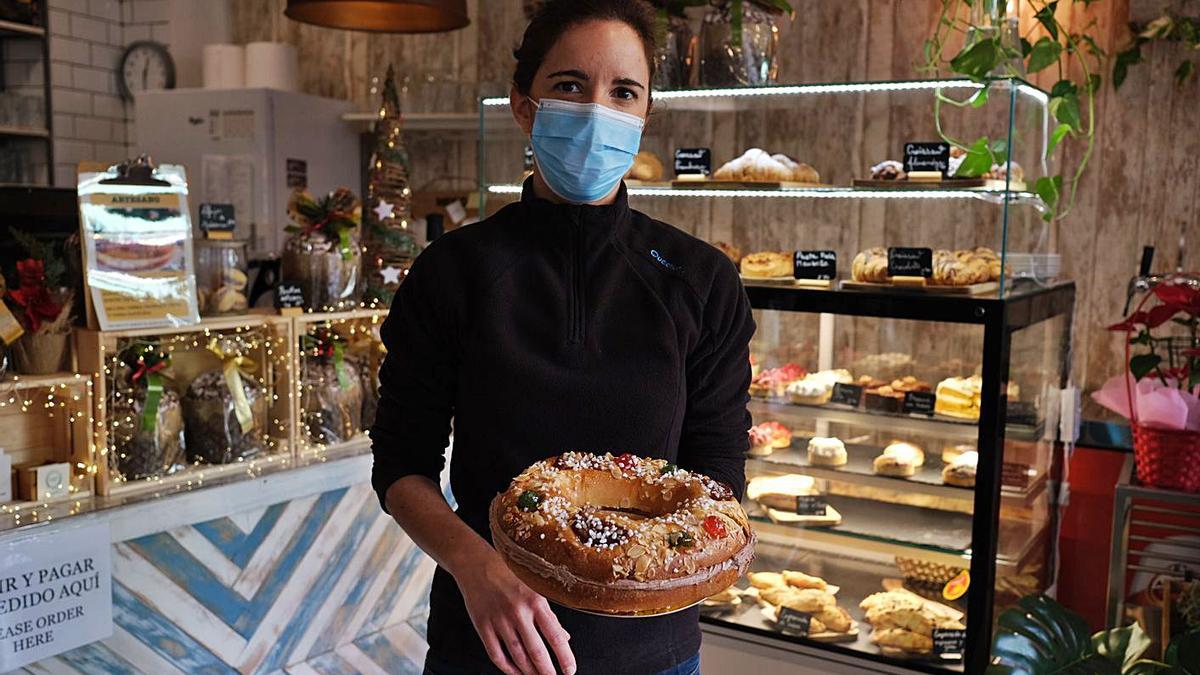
650, 249, 682, 272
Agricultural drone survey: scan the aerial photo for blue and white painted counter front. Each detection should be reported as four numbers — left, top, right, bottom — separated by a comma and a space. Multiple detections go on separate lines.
4, 454, 437, 675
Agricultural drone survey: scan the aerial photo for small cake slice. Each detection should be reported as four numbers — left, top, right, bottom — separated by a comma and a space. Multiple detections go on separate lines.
934, 375, 982, 419
746, 474, 817, 511
942, 450, 979, 487
748, 425, 775, 457
807, 436, 848, 467
786, 369, 853, 405
873, 442, 925, 477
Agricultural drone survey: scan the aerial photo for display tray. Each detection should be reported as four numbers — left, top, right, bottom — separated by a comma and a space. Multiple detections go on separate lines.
851, 178, 1026, 192
670, 179, 829, 189
749, 441, 973, 494
746, 495, 971, 553
700, 538, 966, 672
840, 280, 999, 296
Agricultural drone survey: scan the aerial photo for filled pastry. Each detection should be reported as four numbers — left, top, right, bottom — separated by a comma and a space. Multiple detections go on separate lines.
625, 150, 664, 181
942, 450, 979, 487
786, 369, 854, 405
746, 473, 818, 510
873, 442, 925, 477
807, 436, 848, 467
740, 251, 794, 279
749, 363, 806, 397
870, 160, 907, 181
714, 148, 820, 183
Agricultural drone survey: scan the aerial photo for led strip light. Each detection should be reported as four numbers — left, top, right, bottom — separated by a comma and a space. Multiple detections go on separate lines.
481, 79, 1049, 107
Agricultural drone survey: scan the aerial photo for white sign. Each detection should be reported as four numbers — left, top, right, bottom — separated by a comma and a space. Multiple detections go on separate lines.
0, 523, 112, 670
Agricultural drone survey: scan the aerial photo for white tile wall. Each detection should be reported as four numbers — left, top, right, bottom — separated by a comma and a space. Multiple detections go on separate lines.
34, 0, 173, 185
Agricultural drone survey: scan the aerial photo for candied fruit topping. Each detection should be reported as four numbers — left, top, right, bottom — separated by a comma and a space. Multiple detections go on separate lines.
614, 453, 638, 471
703, 515, 727, 538
667, 531, 695, 548
517, 490, 541, 512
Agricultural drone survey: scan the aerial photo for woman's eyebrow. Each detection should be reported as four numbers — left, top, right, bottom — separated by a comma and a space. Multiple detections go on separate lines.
614, 77, 645, 90
547, 69, 589, 80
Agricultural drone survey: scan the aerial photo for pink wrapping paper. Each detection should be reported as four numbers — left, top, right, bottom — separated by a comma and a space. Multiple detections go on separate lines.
1092, 374, 1200, 431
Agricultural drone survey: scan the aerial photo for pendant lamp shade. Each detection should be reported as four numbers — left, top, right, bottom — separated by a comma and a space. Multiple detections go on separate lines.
285, 0, 469, 33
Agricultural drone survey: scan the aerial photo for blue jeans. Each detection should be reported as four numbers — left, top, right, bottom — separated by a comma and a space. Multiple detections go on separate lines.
423, 651, 700, 675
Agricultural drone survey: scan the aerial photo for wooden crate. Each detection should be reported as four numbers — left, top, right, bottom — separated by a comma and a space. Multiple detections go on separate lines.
293, 307, 388, 459
0, 372, 96, 511
75, 312, 296, 497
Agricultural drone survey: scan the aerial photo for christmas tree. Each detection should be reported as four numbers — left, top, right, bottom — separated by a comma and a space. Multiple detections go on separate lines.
363, 65, 419, 306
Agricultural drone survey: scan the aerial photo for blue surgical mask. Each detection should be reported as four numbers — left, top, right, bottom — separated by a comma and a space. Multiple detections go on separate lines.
530, 98, 644, 204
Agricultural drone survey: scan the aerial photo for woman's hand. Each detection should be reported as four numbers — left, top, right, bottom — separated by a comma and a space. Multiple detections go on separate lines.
454, 550, 576, 675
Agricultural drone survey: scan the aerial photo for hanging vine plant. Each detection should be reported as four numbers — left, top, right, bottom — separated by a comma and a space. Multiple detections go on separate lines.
920, 0, 1104, 223
1114, 13, 1200, 89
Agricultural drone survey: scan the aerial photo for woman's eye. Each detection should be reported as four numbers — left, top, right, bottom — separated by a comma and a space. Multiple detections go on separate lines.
554, 81, 583, 94
612, 87, 637, 101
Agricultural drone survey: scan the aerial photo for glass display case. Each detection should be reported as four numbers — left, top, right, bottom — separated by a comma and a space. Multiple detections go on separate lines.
477, 78, 1074, 671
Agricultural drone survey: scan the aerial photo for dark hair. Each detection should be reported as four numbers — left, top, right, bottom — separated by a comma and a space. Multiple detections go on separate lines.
512, 0, 658, 96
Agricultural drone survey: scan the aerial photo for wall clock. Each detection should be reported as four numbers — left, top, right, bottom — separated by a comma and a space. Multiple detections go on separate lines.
118, 40, 176, 101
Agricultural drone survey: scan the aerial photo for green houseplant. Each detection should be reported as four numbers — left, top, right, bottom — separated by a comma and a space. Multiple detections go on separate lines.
921, 0, 1104, 223
989, 594, 1200, 674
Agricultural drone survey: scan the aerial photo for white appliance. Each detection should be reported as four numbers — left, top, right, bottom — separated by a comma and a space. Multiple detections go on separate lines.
134, 88, 359, 259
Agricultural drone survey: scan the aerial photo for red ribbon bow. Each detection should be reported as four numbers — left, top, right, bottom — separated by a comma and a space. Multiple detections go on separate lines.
131, 357, 167, 383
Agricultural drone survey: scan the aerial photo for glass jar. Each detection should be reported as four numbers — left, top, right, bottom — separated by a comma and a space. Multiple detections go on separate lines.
183, 370, 267, 464
281, 233, 364, 312
654, 13, 697, 90
195, 240, 250, 316
700, 2, 780, 87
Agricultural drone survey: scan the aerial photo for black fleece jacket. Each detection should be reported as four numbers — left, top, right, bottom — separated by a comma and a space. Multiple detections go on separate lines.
370, 180, 755, 674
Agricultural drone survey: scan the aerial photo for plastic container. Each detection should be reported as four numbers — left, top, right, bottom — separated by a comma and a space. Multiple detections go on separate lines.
195, 240, 250, 316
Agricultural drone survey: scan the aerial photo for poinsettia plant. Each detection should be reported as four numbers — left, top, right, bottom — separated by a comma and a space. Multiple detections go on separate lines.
3, 228, 72, 333
1108, 280, 1200, 392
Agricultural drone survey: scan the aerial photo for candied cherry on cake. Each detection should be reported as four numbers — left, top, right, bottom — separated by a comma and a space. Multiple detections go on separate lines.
703, 515, 727, 538
660, 462, 678, 474
613, 453, 638, 471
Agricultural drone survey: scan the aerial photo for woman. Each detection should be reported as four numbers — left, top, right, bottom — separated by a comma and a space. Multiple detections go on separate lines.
371, 1, 755, 673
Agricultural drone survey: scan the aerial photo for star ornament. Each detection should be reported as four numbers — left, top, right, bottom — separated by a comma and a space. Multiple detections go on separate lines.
373, 199, 395, 221
380, 265, 403, 285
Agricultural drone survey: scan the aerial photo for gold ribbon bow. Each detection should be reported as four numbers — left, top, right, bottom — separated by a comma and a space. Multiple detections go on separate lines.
207, 338, 258, 434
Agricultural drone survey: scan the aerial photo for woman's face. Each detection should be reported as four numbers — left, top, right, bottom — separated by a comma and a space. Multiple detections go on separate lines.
512, 19, 651, 135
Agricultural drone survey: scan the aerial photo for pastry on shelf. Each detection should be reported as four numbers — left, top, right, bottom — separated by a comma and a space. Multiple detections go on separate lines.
871, 627, 934, 653
747, 421, 792, 457
934, 374, 983, 419
851, 246, 890, 283
703, 585, 743, 608
748, 571, 787, 590
625, 150, 664, 181
932, 249, 991, 286
985, 160, 1024, 183
870, 160, 907, 181
782, 570, 829, 591
786, 369, 854, 405
713, 148, 820, 184
740, 251, 793, 279
895, 557, 964, 586
746, 473, 818, 510
712, 241, 743, 266
942, 450, 978, 487
864, 376, 930, 413
749, 363, 806, 397
851, 353, 913, 381
942, 443, 974, 464
807, 436, 848, 467
873, 442, 925, 477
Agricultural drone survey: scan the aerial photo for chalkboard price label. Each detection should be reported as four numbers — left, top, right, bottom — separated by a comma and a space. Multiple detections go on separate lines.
903, 391, 937, 416
888, 247, 934, 278
932, 628, 967, 659
674, 148, 712, 176
829, 382, 864, 407
904, 141, 950, 176
776, 607, 813, 636
286, 158, 308, 188
793, 250, 837, 280
275, 283, 306, 310
199, 203, 235, 234
794, 494, 828, 517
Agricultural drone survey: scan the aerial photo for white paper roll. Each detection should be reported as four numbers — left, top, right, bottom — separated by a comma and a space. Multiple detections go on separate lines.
202, 44, 245, 89
244, 42, 299, 92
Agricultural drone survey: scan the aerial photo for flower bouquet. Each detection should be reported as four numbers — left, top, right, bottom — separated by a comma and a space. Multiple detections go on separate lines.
1093, 275, 1200, 492
4, 229, 75, 374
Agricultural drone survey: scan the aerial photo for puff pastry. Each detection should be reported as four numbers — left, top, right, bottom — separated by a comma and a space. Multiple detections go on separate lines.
871, 628, 934, 653
740, 251, 793, 279
714, 148, 821, 183
782, 570, 828, 591
748, 571, 787, 590
851, 247, 890, 283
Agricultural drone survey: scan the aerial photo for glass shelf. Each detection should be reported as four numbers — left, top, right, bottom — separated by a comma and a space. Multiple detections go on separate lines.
485, 183, 1048, 212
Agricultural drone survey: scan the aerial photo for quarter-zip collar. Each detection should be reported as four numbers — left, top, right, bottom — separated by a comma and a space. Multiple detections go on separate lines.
518, 176, 632, 237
